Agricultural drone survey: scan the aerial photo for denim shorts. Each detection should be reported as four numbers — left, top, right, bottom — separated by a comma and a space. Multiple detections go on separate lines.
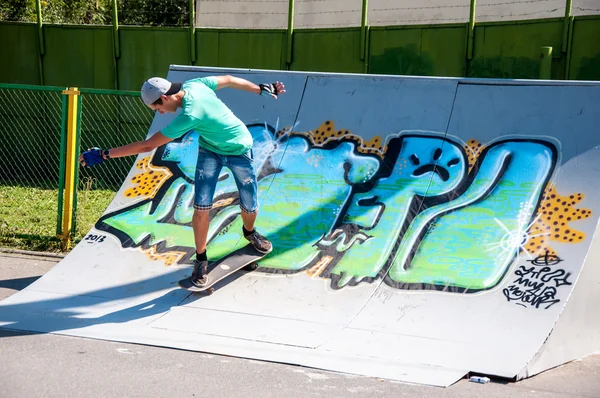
193, 146, 258, 214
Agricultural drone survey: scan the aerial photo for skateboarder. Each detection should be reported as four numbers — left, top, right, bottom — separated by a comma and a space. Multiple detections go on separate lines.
79, 75, 285, 287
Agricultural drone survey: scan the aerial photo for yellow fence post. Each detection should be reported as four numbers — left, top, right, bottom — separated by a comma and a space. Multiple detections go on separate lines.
59, 87, 80, 250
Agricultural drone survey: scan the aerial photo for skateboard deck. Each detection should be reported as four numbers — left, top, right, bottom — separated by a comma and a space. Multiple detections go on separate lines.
178, 244, 268, 294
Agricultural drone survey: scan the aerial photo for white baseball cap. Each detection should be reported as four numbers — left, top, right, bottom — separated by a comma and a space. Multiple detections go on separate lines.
140, 77, 182, 105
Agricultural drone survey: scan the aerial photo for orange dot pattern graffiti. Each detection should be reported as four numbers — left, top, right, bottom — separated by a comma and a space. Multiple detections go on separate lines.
528, 185, 591, 257
125, 156, 173, 199
463, 138, 486, 173
278, 120, 386, 158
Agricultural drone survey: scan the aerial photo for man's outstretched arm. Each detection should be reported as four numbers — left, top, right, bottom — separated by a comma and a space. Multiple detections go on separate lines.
78, 131, 173, 167
214, 75, 286, 98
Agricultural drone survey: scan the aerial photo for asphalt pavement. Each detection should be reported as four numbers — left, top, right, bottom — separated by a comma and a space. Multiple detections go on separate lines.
1, 249, 599, 398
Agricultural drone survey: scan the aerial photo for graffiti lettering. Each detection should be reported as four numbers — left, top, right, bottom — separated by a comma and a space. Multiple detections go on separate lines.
503, 283, 560, 309
529, 251, 563, 267
503, 254, 572, 309
84, 234, 106, 243
93, 122, 590, 294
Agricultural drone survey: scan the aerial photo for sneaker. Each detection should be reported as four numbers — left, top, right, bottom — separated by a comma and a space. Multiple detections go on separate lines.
245, 229, 273, 254
191, 259, 208, 287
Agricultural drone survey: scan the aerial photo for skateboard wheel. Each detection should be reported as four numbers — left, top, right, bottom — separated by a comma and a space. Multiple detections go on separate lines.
244, 262, 259, 271
205, 288, 214, 295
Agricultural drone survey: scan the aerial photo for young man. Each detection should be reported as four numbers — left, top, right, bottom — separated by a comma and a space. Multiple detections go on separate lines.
79, 75, 285, 286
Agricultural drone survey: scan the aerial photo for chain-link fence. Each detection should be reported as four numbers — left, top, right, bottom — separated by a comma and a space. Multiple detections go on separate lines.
78, 89, 153, 191
0, 84, 154, 251
75, 89, 154, 240
0, 85, 64, 251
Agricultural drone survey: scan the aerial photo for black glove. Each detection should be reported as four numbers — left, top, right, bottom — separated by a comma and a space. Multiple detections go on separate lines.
259, 83, 279, 98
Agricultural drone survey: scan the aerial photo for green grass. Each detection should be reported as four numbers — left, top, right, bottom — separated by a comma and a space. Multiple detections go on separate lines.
0, 184, 116, 252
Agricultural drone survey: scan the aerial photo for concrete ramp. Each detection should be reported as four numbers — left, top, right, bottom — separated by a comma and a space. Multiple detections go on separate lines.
1, 67, 599, 387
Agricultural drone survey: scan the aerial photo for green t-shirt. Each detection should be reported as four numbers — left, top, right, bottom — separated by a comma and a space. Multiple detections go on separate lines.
161, 76, 252, 155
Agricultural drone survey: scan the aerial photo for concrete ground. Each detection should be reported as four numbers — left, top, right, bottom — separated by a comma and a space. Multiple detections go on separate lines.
1, 250, 599, 398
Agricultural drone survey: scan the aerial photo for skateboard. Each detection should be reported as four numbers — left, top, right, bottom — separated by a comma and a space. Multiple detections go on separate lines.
177, 244, 268, 294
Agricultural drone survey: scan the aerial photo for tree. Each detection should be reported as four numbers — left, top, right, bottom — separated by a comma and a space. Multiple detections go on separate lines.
40, 0, 112, 24
0, 0, 37, 22
119, 0, 189, 27
0, 0, 190, 26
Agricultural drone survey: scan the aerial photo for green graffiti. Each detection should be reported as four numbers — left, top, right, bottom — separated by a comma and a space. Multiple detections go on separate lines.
97, 125, 559, 293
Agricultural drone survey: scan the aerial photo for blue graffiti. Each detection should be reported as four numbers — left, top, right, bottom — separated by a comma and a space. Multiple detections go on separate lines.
97, 123, 559, 292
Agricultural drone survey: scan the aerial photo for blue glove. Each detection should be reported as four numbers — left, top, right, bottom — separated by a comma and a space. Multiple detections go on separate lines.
80, 147, 107, 167
259, 83, 279, 98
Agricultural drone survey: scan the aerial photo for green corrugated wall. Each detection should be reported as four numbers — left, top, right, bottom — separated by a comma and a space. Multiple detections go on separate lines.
0, 16, 599, 88
196, 30, 286, 70
43, 25, 115, 88
291, 29, 364, 73
369, 25, 467, 77
469, 19, 564, 79
1, 23, 42, 85
118, 27, 191, 90
569, 17, 600, 80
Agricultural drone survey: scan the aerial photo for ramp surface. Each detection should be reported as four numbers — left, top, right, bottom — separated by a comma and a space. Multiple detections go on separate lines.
1, 67, 600, 387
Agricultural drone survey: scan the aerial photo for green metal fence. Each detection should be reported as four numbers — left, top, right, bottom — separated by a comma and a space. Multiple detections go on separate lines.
2, 2, 599, 87
78, 88, 154, 191
75, 88, 154, 244
0, 84, 64, 250
0, 84, 154, 252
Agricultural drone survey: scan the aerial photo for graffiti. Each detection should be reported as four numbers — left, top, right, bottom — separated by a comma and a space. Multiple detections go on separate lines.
526, 185, 591, 257
503, 253, 573, 309
95, 120, 589, 293
84, 234, 106, 244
